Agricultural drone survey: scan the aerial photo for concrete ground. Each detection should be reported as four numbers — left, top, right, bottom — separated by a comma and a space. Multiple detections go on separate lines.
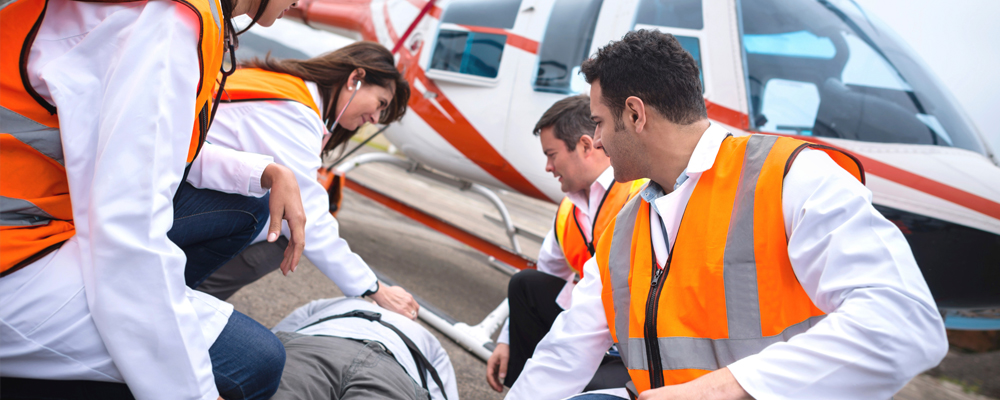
228, 151, 998, 400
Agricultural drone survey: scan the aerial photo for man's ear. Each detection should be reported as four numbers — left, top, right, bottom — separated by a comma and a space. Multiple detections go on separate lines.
578, 134, 595, 154
625, 96, 646, 134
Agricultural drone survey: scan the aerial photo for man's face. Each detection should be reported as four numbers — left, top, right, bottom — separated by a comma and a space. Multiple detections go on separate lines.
540, 127, 591, 193
590, 81, 644, 182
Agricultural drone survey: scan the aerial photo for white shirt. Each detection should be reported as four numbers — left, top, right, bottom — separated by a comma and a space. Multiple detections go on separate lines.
272, 298, 459, 400
204, 81, 379, 296
506, 123, 948, 399
0, 1, 234, 399
497, 167, 615, 344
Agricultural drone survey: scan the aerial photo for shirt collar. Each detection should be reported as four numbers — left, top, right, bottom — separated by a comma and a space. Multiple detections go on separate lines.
638, 122, 730, 206
565, 166, 614, 211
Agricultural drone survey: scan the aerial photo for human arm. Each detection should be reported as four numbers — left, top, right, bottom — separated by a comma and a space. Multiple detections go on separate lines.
48, 3, 222, 398
259, 163, 306, 275
185, 142, 273, 197
505, 257, 613, 399
187, 143, 307, 273
227, 102, 379, 296
723, 150, 948, 399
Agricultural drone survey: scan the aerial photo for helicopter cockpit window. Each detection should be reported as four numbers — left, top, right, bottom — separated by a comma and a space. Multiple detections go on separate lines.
739, 0, 985, 154
632, 0, 705, 92
429, 0, 521, 79
533, 0, 604, 94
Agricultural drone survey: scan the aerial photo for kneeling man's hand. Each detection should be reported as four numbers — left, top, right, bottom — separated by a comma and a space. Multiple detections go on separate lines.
486, 342, 509, 392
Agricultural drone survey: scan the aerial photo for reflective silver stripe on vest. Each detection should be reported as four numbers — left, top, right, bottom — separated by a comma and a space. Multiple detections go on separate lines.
208, 0, 222, 37
723, 134, 778, 339
608, 195, 644, 365
0, 196, 56, 226
608, 134, 817, 373
622, 315, 825, 371
1, 106, 63, 165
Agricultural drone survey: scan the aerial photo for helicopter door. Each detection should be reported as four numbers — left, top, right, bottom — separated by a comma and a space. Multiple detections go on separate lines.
501, 0, 609, 201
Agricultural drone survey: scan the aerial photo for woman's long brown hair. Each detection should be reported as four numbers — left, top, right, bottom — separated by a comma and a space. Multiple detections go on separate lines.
243, 41, 411, 155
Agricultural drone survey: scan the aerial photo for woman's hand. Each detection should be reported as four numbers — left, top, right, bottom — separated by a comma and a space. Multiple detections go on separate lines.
260, 163, 306, 275
370, 283, 419, 320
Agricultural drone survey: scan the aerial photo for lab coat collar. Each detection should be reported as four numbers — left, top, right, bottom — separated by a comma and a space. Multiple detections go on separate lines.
565, 166, 614, 213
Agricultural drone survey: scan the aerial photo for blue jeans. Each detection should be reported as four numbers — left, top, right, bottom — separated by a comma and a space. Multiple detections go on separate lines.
168, 182, 270, 288
0, 311, 285, 400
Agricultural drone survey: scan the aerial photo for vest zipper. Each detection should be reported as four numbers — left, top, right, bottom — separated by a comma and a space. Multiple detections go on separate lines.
644, 213, 676, 389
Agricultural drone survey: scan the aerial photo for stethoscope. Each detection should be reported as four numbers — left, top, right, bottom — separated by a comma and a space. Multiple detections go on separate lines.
320, 79, 363, 150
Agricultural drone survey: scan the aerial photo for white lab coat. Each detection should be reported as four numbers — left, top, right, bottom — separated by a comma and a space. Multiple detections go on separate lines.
0, 1, 247, 398
203, 80, 379, 296
496, 167, 615, 344
506, 123, 949, 400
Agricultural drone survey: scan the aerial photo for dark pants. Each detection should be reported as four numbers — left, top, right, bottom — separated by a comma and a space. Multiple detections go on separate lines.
169, 181, 271, 288
1, 312, 286, 400
198, 238, 289, 300
1, 184, 283, 400
504, 269, 631, 392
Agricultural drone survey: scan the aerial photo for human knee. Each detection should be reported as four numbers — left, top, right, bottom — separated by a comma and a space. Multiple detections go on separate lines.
508, 269, 545, 297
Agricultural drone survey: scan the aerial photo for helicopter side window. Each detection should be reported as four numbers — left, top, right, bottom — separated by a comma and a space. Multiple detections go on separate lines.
632, 0, 705, 92
739, 0, 983, 154
533, 0, 604, 94
635, 0, 703, 30
430, 30, 507, 78
429, 0, 521, 79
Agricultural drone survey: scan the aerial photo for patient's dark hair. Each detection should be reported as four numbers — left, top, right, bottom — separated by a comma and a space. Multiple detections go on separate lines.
243, 41, 410, 155
580, 30, 706, 130
533, 94, 596, 151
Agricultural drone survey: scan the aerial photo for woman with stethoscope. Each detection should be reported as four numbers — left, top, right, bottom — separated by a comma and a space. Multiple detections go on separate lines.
0, 0, 302, 398
195, 41, 422, 319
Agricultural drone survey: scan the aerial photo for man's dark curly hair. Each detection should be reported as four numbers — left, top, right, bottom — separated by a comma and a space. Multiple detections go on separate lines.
581, 30, 706, 130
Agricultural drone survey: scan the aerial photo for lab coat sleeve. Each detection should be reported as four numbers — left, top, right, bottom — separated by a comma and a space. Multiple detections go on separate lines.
727, 150, 948, 399
536, 228, 576, 281
505, 257, 613, 399
243, 103, 378, 296
49, 3, 220, 399
424, 331, 461, 400
186, 141, 274, 197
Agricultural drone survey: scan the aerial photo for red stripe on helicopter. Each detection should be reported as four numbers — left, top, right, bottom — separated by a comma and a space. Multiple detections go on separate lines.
345, 176, 536, 270
703, 101, 1000, 221
807, 138, 1000, 221
405, 0, 442, 19
383, 2, 551, 200
459, 25, 539, 54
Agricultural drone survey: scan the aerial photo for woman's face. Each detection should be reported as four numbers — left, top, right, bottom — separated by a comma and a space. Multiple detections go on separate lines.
335, 70, 395, 131
247, 0, 298, 27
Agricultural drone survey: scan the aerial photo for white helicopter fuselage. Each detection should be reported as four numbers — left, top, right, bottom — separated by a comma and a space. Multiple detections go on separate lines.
289, 0, 1000, 309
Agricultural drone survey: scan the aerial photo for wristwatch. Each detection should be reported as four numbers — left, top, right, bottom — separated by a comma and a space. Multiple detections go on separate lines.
362, 281, 380, 298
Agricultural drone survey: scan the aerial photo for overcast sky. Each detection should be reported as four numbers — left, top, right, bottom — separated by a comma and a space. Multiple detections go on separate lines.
854, 0, 1000, 156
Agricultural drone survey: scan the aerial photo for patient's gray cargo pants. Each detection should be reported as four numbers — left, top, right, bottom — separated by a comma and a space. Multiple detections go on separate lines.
271, 331, 430, 400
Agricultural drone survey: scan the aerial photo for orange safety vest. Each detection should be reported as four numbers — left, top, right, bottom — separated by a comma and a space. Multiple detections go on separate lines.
0, 0, 225, 276
596, 134, 864, 392
553, 179, 646, 277
218, 68, 321, 116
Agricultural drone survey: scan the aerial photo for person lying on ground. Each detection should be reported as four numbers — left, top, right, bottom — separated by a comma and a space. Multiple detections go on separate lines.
271, 297, 460, 400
